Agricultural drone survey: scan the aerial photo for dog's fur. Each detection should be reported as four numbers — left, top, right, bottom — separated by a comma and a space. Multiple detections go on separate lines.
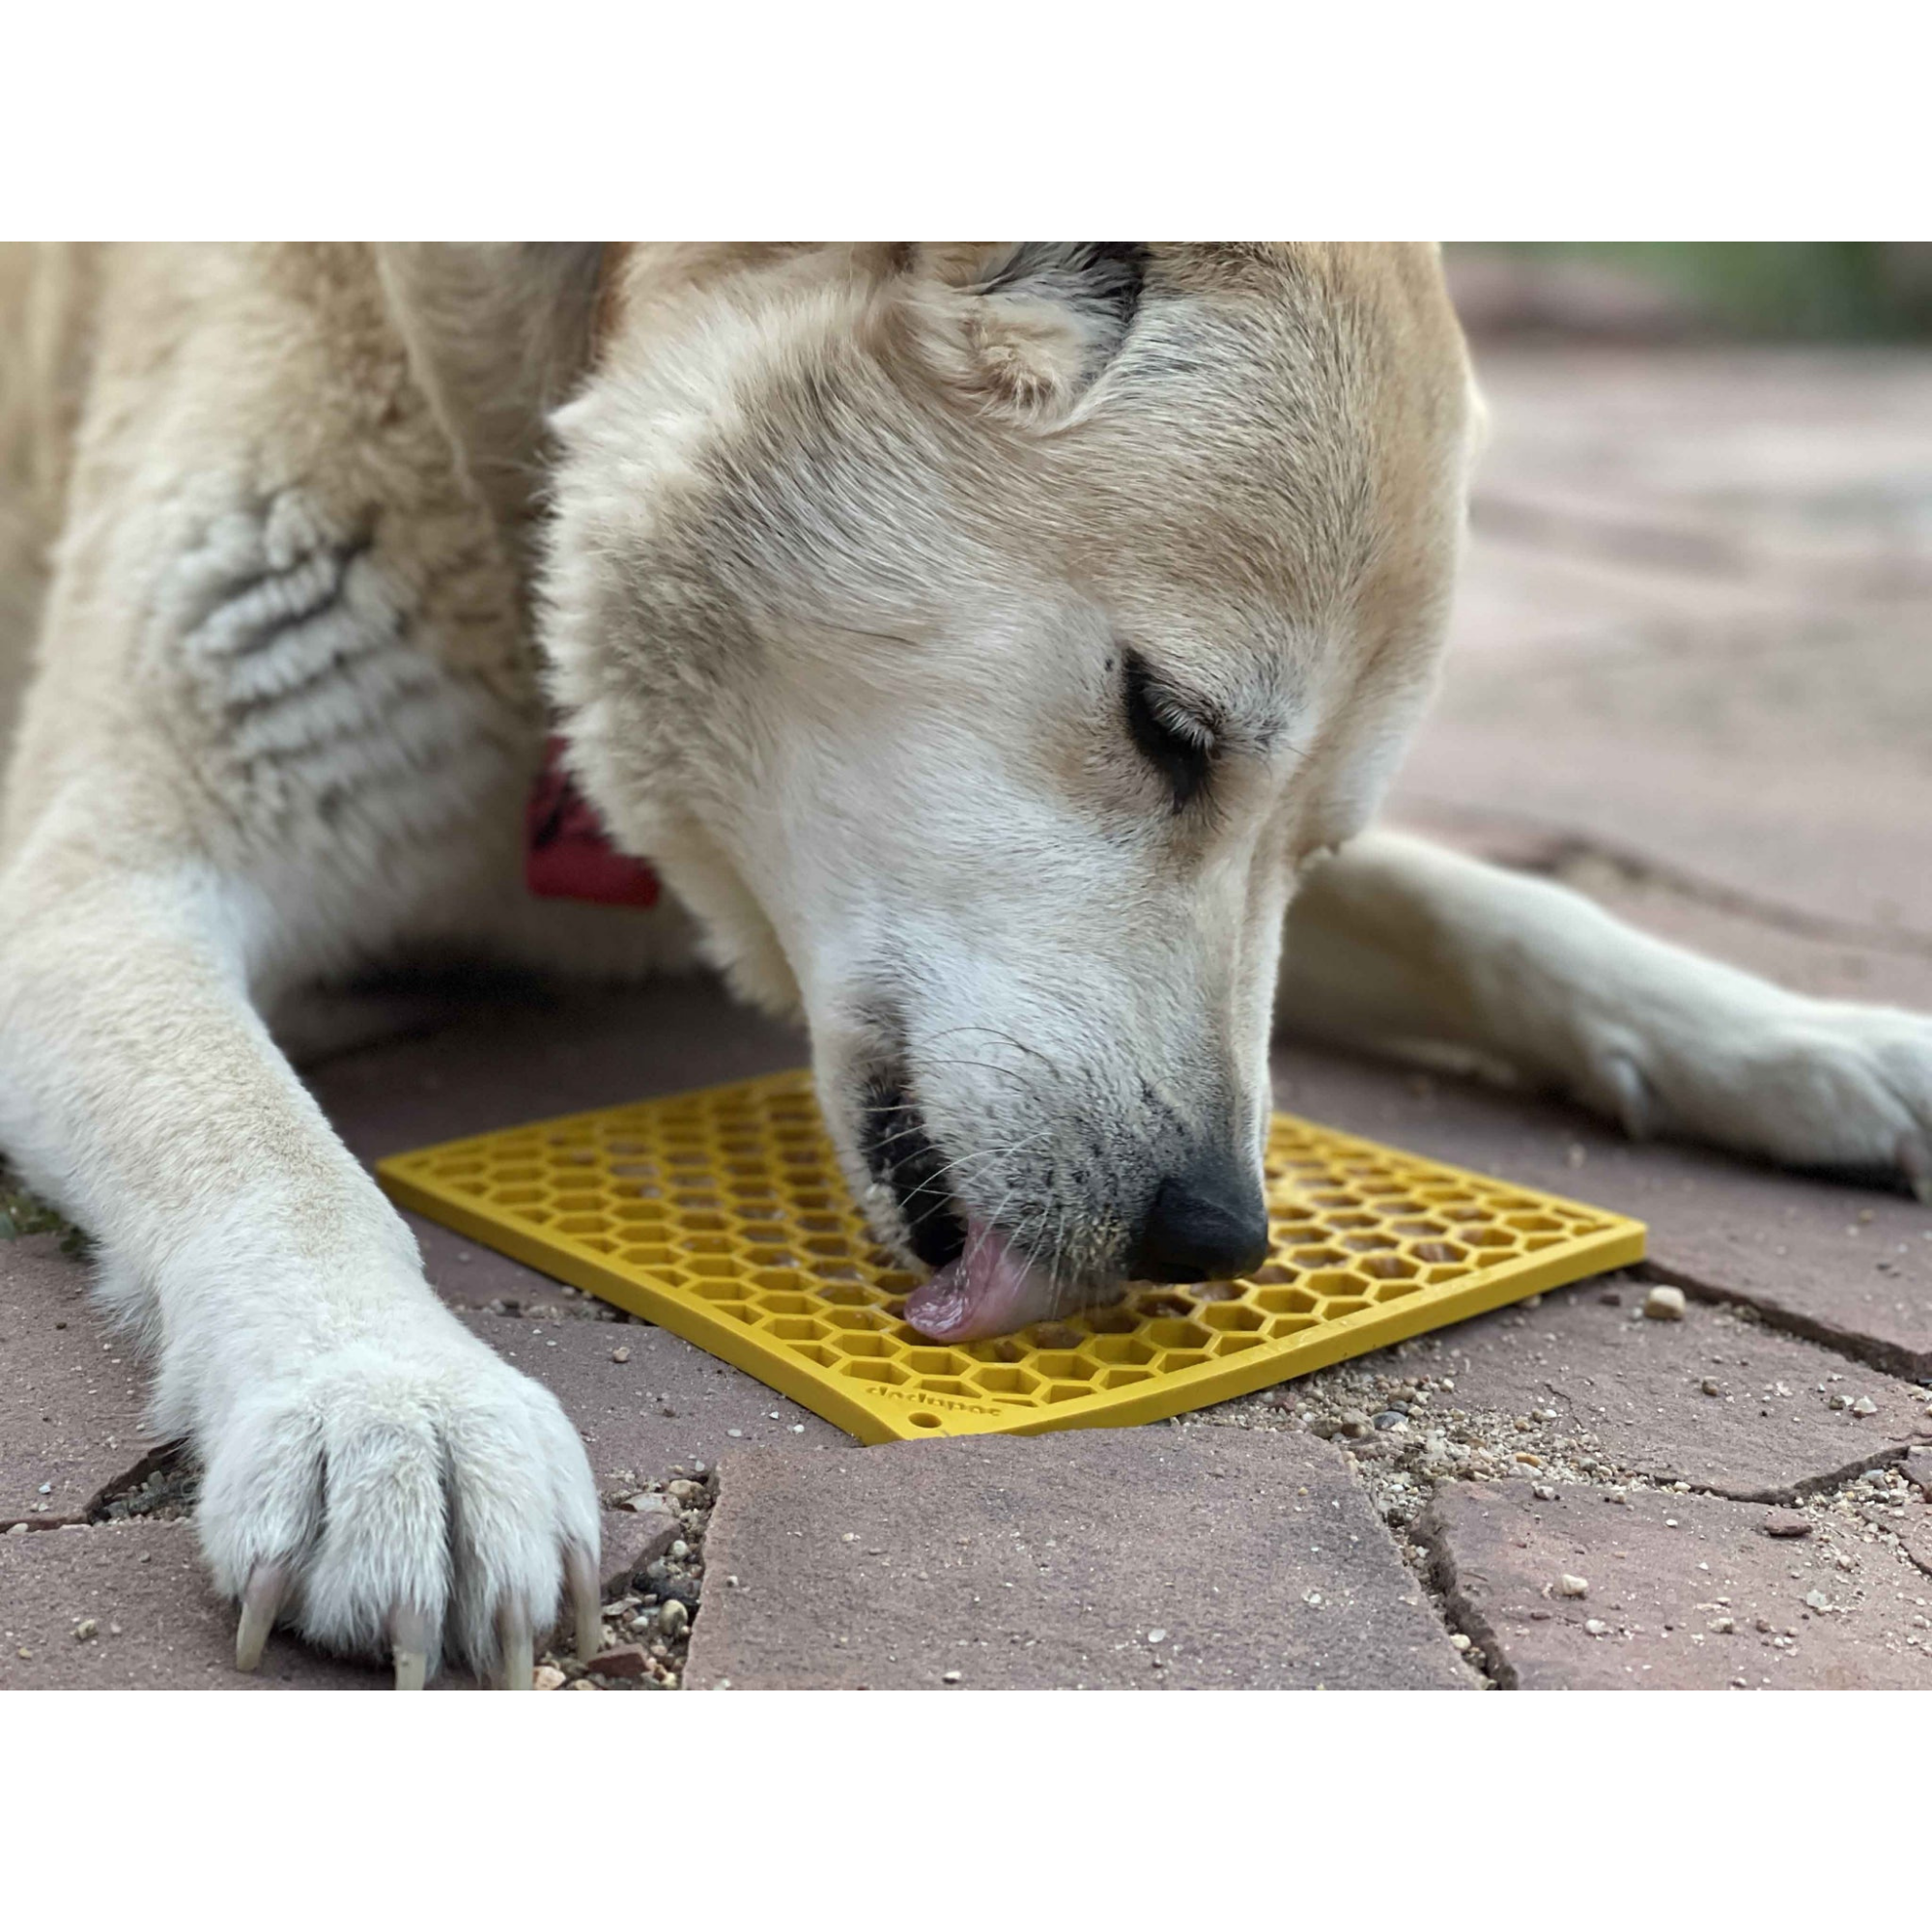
2, 242, 1927, 1685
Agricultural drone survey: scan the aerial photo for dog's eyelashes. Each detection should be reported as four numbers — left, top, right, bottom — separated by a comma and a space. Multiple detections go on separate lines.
1122, 650, 1213, 810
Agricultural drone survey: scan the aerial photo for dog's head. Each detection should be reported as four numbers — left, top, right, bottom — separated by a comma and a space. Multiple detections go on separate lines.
523, 242, 1477, 1337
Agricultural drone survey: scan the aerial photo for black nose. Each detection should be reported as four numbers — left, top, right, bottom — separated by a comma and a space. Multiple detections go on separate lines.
1129, 1163, 1271, 1283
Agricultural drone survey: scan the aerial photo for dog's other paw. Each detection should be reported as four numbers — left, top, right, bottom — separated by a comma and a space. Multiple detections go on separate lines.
196, 1319, 603, 1688
1588, 993, 1932, 1198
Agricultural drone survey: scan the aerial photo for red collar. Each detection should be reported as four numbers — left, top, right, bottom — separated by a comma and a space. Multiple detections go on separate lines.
525, 736, 661, 909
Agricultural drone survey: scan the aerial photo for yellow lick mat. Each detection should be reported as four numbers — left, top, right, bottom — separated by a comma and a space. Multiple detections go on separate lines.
377, 1069, 1645, 1445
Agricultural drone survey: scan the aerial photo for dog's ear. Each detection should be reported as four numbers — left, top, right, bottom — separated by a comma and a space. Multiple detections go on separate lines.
373, 243, 606, 554
901, 242, 1149, 428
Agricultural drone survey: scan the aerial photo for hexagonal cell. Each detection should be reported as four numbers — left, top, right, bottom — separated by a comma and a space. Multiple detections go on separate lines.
1358, 1254, 1418, 1281
1084, 1334, 1156, 1366
488, 1185, 545, 1207
1371, 1277, 1424, 1302
835, 1329, 900, 1360
1190, 1275, 1252, 1306
1135, 1293, 1196, 1320
1264, 1314, 1319, 1339
1097, 1367, 1154, 1388
754, 1291, 817, 1315
1210, 1332, 1263, 1355
1318, 1296, 1370, 1318
1463, 1228, 1519, 1250
1288, 1246, 1346, 1268
620, 1243, 679, 1268
612, 1200, 668, 1225
904, 1349, 969, 1377
554, 1213, 610, 1237
1145, 1319, 1211, 1350
825, 1307, 885, 1331
684, 1257, 742, 1280
817, 1283, 872, 1307
1085, 1304, 1139, 1335
1155, 1350, 1209, 1372
1409, 1240, 1466, 1265
1202, 1303, 1264, 1332
678, 1234, 732, 1258
968, 1364, 1041, 1396
838, 1356, 912, 1387
1255, 1285, 1319, 1314
1304, 1268, 1370, 1298
766, 1316, 828, 1342
1028, 1351, 1089, 1381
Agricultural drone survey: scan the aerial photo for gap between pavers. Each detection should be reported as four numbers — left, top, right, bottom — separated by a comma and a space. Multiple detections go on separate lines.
1415, 1478, 1932, 1690
687, 1425, 1477, 1690
1353, 1274, 1932, 1503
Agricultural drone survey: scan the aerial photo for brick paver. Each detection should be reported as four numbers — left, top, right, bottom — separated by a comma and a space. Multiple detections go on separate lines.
1417, 1478, 1932, 1689
687, 1429, 1475, 1690
0, 1236, 159, 1528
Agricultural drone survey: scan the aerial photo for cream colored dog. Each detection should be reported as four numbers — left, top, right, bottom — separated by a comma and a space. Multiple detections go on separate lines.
2, 243, 1927, 1688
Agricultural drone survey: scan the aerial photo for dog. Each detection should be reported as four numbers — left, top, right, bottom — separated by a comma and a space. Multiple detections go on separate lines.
2, 242, 1927, 1688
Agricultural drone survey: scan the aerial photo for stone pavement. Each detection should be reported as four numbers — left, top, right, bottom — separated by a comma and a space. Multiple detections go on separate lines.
4, 345, 1931, 1690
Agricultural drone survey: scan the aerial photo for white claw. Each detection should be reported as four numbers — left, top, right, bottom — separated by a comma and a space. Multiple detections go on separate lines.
566, 1544, 603, 1662
391, 1605, 429, 1690
497, 1605, 534, 1690
235, 1561, 289, 1673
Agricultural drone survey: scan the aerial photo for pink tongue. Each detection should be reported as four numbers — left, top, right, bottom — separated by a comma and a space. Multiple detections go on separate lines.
904, 1217, 1053, 1342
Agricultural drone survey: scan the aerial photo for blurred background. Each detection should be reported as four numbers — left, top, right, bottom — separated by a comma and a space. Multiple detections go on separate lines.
1445, 242, 1932, 341
1378, 242, 1932, 1026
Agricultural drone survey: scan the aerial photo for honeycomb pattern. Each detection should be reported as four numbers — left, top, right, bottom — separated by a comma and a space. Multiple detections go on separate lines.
377, 1070, 1645, 1444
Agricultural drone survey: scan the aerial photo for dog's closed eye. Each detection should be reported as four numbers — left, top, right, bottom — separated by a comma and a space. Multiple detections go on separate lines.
1122, 650, 1214, 810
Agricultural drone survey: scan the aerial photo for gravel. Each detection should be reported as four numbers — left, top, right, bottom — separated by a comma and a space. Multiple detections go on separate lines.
1643, 1285, 1688, 1321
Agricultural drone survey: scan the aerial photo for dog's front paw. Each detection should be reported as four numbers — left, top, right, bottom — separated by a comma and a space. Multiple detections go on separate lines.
195, 1318, 602, 1688
1597, 994, 1932, 1197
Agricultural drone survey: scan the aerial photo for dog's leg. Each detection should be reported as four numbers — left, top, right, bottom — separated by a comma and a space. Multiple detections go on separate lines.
0, 848, 603, 1686
1279, 829, 1932, 1194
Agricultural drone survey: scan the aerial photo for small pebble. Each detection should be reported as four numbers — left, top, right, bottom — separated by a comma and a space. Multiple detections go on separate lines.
1554, 1574, 1589, 1599
1700, 1378, 1721, 1397
1449, 1633, 1471, 1652
1643, 1285, 1687, 1321
1531, 1484, 1558, 1501
941, 1670, 962, 1684
1147, 1628, 1168, 1644
533, 1664, 567, 1690
73, 1618, 98, 1641
1373, 1411, 1406, 1431
1849, 1395, 1878, 1416
1583, 1618, 1609, 1637
1709, 1614, 1736, 1634
658, 1599, 690, 1637
611, 1346, 631, 1364
1763, 1510, 1812, 1539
